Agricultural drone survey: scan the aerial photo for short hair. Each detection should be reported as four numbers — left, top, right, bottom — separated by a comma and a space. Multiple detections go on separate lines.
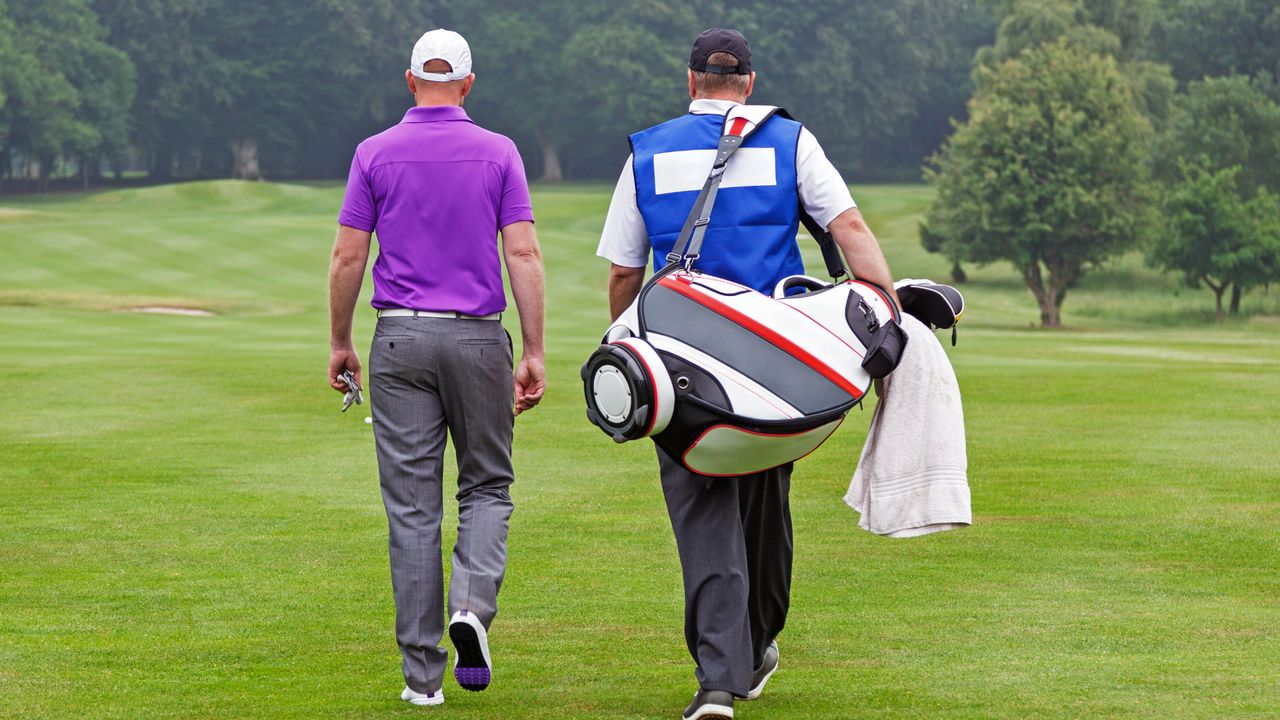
691, 51, 750, 97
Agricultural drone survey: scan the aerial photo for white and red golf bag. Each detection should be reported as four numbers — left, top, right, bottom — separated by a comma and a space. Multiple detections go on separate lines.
581, 106, 913, 476
582, 268, 906, 476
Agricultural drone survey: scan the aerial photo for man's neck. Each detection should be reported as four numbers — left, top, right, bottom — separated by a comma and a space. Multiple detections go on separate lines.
692, 95, 746, 104
414, 96, 463, 108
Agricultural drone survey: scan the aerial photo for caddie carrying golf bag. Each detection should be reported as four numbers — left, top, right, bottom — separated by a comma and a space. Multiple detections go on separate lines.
581, 105, 912, 477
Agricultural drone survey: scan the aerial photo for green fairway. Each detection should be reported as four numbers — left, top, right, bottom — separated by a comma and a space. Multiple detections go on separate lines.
1, 180, 1277, 719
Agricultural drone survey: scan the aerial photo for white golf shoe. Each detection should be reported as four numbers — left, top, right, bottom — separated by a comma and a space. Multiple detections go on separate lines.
401, 685, 444, 706
448, 610, 493, 691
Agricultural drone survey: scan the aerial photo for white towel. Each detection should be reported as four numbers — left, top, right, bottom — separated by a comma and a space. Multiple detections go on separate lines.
844, 314, 971, 537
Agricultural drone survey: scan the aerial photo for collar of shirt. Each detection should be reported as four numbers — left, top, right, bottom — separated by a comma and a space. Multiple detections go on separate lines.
688, 98, 741, 115
400, 105, 474, 124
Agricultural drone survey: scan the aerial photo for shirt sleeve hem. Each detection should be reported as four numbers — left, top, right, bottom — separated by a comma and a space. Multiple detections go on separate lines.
810, 200, 858, 232
338, 213, 375, 233
499, 210, 536, 230
596, 249, 649, 268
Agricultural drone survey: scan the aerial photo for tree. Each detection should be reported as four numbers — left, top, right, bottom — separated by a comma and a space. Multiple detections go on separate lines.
94, 0, 437, 181
975, 0, 1174, 128
93, 0, 208, 179
1149, 163, 1280, 320
58, 0, 1010, 183
1155, 75, 1280, 198
722, 0, 996, 179
559, 2, 696, 180
980, 0, 1156, 58
1150, 76, 1280, 317
0, 0, 134, 191
1150, 0, 1280, 85
922, 40, 1154, 327
0, 5, 19, 176
459, 0, 615, 181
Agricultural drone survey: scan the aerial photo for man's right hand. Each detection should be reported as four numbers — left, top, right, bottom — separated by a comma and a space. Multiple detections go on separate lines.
514, 354, 546, 416
329, 346, 363, 392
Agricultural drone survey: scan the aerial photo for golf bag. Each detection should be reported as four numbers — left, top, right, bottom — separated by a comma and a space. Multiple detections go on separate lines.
581, 106, 911, 476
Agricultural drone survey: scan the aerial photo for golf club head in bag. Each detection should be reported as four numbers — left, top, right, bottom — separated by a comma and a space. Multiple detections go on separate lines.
894, 278, 965, 345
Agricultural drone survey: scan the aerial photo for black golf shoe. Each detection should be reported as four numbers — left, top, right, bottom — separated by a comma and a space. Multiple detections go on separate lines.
682, 689, 734, 719
746, 640, 779, 700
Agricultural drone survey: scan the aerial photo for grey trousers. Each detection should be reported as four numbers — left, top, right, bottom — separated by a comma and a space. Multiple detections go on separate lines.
657, 447, 794, 697
369, 316, 515, 694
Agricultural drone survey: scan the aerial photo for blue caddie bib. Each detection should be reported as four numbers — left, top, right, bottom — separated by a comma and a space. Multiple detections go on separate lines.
629, 110, 804, 294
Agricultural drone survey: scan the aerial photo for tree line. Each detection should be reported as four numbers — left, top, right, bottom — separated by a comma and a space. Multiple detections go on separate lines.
2, 0, 996, 187
7, 0, 1267, 193
2, 0, 1277, 322
923, 0, 1280, 324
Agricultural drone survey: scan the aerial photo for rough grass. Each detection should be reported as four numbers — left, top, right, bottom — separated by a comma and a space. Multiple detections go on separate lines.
1, 181, 1277, 719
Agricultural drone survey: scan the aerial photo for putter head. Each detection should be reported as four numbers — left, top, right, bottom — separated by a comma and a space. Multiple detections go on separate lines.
339, 371, 363, 412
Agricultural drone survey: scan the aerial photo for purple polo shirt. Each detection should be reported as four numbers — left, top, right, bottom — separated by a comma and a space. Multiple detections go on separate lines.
339, 105, 534, 315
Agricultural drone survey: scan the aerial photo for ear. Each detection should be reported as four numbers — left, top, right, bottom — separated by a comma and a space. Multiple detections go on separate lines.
744, 72, 756, 99
460, 73, 476, 98
687, 69, 697, 99
405, 69, 417, 95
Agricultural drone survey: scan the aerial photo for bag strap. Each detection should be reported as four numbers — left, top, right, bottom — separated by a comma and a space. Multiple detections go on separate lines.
667, 107, 783, 268
797, 209, 848, 281
665, 106, 848, 282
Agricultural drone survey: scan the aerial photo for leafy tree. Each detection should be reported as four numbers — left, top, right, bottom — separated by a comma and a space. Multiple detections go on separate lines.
93, 0, 208, 178
1155, 75, 1280, 197
977, 0, 1121, 64
893, 3, 1000, 180
981, 0, 1155, 58
1150, 0, 1280, 85
1149, 163, 1280, 320
565, 2, 697, 131
1150, 75, 1280, 317
723, 0, 995, 179
923, 40, 1154, 327
95, 0, 435, 180
0, 0, 134, 191
0, 4, 18, 162
14, 0, 1010, 183
459, 0, 616, 181
976, 0, 1174, 127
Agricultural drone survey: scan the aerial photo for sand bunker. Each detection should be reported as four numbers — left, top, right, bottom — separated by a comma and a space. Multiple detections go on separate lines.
122, 306, 216, 316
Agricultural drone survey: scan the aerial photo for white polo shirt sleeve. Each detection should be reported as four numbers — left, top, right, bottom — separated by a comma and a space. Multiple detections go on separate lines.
797, 127, 857, 229
596, 155, 650, 268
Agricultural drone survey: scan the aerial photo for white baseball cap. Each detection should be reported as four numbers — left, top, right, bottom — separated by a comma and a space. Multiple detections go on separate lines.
410, 29, 472, 82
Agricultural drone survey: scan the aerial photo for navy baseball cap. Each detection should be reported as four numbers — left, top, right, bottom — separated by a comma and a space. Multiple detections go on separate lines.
689, 28, 752, 75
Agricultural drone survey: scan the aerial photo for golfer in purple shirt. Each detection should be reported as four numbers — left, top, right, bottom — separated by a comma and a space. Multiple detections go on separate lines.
327, 28, 546, 708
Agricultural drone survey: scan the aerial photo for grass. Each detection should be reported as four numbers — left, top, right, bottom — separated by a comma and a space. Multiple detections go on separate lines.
1, 180, 1277, 719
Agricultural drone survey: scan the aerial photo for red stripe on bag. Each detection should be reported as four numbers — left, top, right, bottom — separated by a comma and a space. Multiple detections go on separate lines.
657, 276, 862, 399
727, 117, 749, 137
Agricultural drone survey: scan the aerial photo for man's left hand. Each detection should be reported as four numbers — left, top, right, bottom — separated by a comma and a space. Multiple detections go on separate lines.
514, 355, 546, 416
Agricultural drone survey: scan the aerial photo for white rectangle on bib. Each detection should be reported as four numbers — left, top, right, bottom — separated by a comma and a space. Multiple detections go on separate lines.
652, 147, 777, 195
